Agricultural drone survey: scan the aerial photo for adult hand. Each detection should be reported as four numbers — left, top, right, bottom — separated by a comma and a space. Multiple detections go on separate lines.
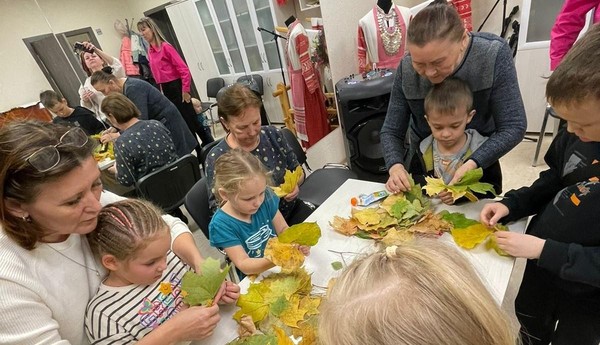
81, 88, 95, 103
495, 232, 546, 259
82, 41, 96, 52
217, 281, 240, 305
182, 92, 192, 103
386, 163, 412, 193
438, 190, 454, 205
480, 202, 509, 226
284, 185, 300, 201
100, 132, 119, 143
107, 165, 117, 175
167, 304, 220, 341
449, 159, 478, 185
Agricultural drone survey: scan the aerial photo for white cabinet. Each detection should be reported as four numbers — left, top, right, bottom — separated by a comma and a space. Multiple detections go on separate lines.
195, 0, 283, 75
166, 0, 219, 97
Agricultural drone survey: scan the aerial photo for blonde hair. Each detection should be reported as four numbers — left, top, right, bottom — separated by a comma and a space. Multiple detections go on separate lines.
88, 199, 168, 261
137, 17, 167, 46
319, 239, 518, 345
213, 148, 272, 205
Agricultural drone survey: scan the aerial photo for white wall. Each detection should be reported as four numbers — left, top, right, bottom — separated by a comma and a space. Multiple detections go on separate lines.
0, 0, 138, 111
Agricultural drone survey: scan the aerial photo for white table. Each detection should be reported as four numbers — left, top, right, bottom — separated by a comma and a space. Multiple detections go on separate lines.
193, 179, 526, 345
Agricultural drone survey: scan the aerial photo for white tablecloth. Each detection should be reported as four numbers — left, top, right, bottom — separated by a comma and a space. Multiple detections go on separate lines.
193, 179, 527, 345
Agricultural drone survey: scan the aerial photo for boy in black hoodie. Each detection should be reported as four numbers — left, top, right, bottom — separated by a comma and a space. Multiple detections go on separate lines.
480, 24, 600, 345
40, 90, 107, 135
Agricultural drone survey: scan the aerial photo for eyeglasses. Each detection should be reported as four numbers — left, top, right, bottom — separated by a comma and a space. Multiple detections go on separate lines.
26, 127, 89, 172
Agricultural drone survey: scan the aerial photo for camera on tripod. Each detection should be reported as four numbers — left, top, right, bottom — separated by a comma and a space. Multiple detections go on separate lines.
73, 42, 94, 54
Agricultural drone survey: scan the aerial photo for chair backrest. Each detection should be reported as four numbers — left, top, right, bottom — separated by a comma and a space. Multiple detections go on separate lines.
236, 74, 264, 96
199, 138, 222, 173
135, 154, 201, 213
206, 77, 225, 99
184, 177, 211, 239
281, 127, 308, 168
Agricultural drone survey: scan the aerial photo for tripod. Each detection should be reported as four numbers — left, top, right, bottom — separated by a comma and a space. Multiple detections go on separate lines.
257, 27, 287, 86
478, 0, 518, 38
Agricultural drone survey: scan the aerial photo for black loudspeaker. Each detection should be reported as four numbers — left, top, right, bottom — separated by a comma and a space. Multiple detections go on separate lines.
336, 69, 395, 183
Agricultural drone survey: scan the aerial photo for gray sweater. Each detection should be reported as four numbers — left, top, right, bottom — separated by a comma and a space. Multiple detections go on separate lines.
380, 32, 527, 170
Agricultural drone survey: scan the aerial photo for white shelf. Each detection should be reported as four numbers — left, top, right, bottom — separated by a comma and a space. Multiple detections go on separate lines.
298, 0, 320, 11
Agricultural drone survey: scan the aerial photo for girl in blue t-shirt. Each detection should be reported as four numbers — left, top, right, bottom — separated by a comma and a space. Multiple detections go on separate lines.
209, 149, 309, 277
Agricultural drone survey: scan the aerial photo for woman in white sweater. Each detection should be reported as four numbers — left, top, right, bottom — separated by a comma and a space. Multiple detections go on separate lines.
77, 41, 125, 121
0, 121, 233, 344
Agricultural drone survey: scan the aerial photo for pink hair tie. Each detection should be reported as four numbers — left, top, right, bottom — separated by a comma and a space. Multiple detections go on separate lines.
107, 206, 133, 229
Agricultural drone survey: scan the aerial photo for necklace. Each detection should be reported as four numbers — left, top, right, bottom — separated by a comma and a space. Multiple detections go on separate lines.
45, 243, 101, 277
376, 6, 402, 56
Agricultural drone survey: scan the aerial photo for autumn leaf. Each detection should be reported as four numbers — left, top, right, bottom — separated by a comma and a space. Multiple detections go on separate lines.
274, 326, 295, 345
451, 223, 494, 249
298, 296, 321, 316
351, 207, 381, 226
439, 211, 479, 229
278, 222, 321, 246
264, 237, 305, 272
227, 334, 277, 345
233, 283, 273, 322
407, 211, 452, 236
280, 295, 307, 328
423, 168, 496, 202
271, 166, 303, 197
329, 216, 359, 236
261, 269, 312, 298
237, 315, 258, 338
381, 227, 415, 246
485, 224, 509, 256
181, 258, 230, 306
331, 261, 343, 270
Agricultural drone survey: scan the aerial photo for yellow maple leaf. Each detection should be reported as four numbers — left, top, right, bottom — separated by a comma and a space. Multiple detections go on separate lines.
351, 207, 381, 226
451, 223, 494, 249
423, 176, 467, 200
261, 269, 312, 298
274, 326, 295, 345
297, 316, 319, 345
264, 237, 305, 273
407, 211, 452, 236
233, 283, 273, 323
298, 296, 321, 317
280, 295, 307, 328
381, 227, 415, 247
271, 166, 303, 197
380, 193, 406, 214
329, 216, 359, 236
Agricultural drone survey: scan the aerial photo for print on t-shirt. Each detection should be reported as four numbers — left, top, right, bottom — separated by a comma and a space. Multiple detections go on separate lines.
246, 223, 273, 257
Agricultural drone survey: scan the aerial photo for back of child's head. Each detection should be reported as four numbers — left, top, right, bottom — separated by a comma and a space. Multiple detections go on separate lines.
88, 199, 168, 261
424, 77, 473, 117
319, 239, 517, 345
191, 97, 201, 113
39, 90, 62, 109
213, 148, 272, 204
547, 23, 600, 108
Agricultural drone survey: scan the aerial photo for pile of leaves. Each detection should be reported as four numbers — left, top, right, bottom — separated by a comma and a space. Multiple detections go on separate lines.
423, 168, 496, 202
330, 177, 434, 243
228, 222, 322, 344
91, 135, 115, 162
440, 211, 508, 256
181, 258, 231, 306
272, 167, 303, 197
229, 268, 320, 344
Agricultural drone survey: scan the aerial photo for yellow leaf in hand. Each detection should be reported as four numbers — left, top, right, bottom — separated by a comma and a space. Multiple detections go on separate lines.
271, 166, 303, 197
451, 223, 494, 249
264, 237, 305, 272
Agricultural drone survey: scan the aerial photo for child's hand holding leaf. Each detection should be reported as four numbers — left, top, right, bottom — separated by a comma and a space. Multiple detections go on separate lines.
264, 222, 321, 272
423, 168, 496, 202
181, 257, 231, 306
271, 166, 303, 198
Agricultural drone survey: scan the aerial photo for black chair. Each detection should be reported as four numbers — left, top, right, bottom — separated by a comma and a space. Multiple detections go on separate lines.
135, 154, 201, 213
281, 128, 358, 207
200, 77, 226, 134
199, 138, 222, 175
236, 74, 270, 125
185, 177, 237, 282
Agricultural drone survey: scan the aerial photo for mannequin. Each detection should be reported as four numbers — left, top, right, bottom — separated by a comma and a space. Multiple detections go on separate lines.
357, 0, 411, 73
286, 17, 330, 148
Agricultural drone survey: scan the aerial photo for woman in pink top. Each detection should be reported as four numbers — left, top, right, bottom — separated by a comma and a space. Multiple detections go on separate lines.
550, 0, 600, 70
137, 17, 214, 148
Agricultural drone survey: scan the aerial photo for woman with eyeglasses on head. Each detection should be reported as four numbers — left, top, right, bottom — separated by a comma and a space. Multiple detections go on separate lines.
0, 121, 221, 344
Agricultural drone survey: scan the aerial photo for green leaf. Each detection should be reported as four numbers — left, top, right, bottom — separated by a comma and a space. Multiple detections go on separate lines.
454, 168, 484, 186
227, 334, 278, 345
270, 295, 290, 317
181, 258, 230, 306
278, 222, 322, 246
440, 212, 479, 229
331, 261, 343, 271
468, 182, 496, 195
